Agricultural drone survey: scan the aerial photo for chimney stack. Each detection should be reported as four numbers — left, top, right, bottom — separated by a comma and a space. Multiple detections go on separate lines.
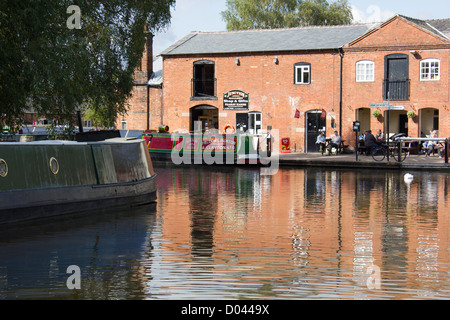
134, 25, 153, 84
143, 24, 153, 77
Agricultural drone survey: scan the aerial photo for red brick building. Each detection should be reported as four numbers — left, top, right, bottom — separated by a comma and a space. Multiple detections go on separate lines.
343, 15, 450, 149
124, 15, 450, 152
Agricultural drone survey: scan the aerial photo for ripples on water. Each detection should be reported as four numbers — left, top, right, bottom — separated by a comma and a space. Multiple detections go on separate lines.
0, 167, 449, 300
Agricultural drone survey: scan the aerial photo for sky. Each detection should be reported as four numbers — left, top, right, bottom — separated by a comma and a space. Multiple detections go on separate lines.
153, 0, 450, 55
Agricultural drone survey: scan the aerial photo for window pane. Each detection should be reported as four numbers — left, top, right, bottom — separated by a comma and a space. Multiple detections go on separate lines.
249, 115, 254, 128
356, 64, 364, 81
303, 69, 310, 84
295, 64, 310, 84
296, 67, 302, 83
356, 61, 374, 82
366, 64, 374, 81
421, 59, 440, 81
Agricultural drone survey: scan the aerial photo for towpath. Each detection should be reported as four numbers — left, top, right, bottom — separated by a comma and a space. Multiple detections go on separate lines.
279, 152, 450, 171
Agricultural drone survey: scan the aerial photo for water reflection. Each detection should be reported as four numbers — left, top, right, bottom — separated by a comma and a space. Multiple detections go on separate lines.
0, 167, 449, 300
0, 204, 157, 299
151, 167, 450, 300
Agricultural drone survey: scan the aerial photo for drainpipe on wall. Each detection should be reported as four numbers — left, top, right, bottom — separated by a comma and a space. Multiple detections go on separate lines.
338, 48, 344, 136
160, 83, 164, 128
146, 85, 150, 131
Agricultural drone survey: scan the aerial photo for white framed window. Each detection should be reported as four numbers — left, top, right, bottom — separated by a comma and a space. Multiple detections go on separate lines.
420, 59, 440, 81
248, 111, 262, 134
121, 120, 127, 130
294, 63, 311, 84
356, 60, 375, 82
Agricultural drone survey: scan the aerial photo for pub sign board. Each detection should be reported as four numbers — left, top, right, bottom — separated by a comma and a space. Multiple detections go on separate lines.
223, 90, 249, 110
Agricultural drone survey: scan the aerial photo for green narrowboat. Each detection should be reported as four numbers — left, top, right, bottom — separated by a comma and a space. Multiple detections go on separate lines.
0, 137, 157, 225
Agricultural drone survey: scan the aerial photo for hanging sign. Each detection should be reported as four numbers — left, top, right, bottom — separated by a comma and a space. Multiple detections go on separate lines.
223, 90, 249, 110
320, 109, 327, 119
294, 109, 300, 119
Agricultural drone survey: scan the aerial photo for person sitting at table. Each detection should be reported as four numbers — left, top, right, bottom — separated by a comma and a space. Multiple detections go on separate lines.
364, 130, 378, 155
376, 129, 384, 142
316, 132, 327, 154
426, 131, 443, 158
328, 131, 341, 155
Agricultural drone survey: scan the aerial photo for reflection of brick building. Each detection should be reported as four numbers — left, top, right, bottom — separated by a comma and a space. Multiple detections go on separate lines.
154, 167, 450, 299
152, 15, 449, 153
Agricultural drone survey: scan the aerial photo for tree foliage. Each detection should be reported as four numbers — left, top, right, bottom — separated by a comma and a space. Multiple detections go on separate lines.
0, 0, 175, 128
222, 0, 353, 30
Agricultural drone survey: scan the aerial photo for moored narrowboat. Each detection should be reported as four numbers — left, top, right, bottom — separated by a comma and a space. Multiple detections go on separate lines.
142, 132, 272, 165
0, 137, 157, 225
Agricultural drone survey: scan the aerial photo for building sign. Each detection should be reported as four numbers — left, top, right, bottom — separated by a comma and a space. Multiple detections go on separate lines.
223, 90, 249, 110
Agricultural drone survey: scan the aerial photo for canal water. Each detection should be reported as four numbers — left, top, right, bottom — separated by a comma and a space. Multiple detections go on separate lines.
0, 166, 449, 300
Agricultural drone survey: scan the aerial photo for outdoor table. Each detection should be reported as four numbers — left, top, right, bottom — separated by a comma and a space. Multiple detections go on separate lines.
398, 137, 449, 163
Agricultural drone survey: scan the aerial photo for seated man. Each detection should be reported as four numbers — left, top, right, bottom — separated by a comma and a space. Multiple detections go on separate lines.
316, 132, 327, 154
328, 131, 341, 155
375, 129, 384, 142
426, 132, 443, 158
364, 130, 378, 155
427, 142, 442, 157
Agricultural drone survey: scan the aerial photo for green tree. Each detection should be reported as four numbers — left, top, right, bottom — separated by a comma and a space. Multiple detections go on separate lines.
0, 0, 175, 129
221, 0, 353, 30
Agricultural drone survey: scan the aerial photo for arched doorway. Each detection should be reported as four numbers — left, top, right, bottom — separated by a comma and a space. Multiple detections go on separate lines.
419, 108, 439, 136
190, 105, 218, 132
385, 110, 408, 137
356, 108, 371, 134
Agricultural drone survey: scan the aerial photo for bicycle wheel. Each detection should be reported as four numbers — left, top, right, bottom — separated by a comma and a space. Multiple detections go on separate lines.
392, 147, 407, 162
372, 146, 386, 161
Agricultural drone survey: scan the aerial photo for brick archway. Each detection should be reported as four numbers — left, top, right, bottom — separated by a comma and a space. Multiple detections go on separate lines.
190, 105, 218, 132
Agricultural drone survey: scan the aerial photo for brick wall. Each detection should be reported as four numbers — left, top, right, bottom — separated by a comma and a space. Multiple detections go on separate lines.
127, 15, 449, 152
116, 32, 163, 132
342, 16, 450, 148
162, 52, 343, 152
117, 85, 162, 131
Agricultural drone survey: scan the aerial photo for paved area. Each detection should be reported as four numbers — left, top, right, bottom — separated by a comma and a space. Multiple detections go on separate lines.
279, 151, 450, 171
150, 151, 450, 171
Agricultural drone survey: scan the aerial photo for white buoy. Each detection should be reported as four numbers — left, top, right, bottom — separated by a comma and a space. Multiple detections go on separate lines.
404, 173, 414, 183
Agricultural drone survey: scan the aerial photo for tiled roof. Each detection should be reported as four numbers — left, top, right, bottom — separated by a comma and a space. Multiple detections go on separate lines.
148, 55, 163, 86
161, 15, 450, 57
161, 24, 375, 56
426, 18, 450, 39
399, 15, 450, 40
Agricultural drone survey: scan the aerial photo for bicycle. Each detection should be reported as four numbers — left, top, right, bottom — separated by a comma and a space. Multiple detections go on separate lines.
371, 142, 407, 162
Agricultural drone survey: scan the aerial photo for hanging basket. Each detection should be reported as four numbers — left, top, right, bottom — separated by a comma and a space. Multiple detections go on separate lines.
407, 111, 416, 119
372, 110, 381, 118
